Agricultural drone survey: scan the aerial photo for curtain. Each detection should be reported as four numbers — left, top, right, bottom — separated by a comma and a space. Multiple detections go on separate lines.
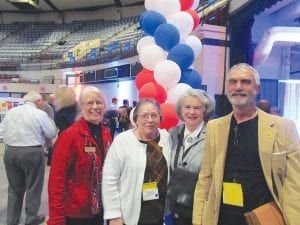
279, 80, 300, 134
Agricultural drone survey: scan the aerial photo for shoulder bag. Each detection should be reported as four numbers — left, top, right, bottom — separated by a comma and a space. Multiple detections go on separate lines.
167, 126, 199, 218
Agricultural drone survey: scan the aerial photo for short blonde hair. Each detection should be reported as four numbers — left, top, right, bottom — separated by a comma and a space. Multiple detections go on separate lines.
55, 86, 76, 110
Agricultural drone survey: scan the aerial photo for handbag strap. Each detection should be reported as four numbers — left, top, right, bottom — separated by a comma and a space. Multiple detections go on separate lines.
174, 126, 185, 168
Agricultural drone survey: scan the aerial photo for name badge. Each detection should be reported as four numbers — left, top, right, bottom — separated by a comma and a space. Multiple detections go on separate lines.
142, 182, 159, 201
223, 182, 244, 207
85, 147, 96, 153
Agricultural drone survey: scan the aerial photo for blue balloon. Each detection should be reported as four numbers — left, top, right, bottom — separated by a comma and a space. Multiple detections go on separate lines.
141, 11, 167, 36
154, 23, 180, 51
179, 69, 202, 89
139, 11, 147, 28
168, 44, 195, 70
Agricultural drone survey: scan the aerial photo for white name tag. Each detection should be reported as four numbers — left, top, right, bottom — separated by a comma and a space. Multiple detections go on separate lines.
142, 182, 159, 201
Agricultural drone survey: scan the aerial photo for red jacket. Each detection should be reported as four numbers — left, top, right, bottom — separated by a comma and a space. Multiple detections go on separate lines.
48, 117, 112, 225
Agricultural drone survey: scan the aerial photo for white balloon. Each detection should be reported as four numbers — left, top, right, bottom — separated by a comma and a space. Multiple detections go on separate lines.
156, 0, 181, 20
154, 60, 181, 90
139, 44, 167, 70
144, 0, 160, 11
191, 0, 200, 10
137, 36, 155, 54
168, 11, 194, 38
184, 35, 203, 57
129, 106, 136, 128
167, 83, 192, 105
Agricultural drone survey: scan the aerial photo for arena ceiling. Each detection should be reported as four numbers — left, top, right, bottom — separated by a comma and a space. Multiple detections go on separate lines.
0, 0, 144, 13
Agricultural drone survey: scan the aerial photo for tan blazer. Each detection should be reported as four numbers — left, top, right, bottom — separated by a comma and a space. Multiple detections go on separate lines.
193, 109, 300, 225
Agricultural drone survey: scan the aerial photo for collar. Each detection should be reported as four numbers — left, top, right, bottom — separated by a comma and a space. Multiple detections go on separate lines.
25, 102, 37, 108
184, 121, 204, 139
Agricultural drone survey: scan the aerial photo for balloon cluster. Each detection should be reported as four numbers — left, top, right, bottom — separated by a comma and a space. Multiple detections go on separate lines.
135, 0, 203, 130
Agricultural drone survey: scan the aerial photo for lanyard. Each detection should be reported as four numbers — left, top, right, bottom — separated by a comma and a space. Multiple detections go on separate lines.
173, 125, 204, 168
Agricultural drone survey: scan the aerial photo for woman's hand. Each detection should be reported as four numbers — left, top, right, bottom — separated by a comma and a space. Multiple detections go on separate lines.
109, 217, 123, 225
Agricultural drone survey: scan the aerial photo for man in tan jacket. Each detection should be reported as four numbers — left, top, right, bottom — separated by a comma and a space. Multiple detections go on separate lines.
193, 63, 300, 225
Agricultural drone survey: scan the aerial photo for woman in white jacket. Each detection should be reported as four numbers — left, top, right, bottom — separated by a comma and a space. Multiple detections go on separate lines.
102, 98, 171, 225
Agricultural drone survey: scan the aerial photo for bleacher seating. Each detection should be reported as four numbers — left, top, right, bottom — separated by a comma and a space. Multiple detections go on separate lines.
0, 73, 39, 84
0, 16, 141, 70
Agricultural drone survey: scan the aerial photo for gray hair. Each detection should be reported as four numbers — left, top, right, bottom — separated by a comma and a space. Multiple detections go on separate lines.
175, 89, 215, 122
227, 63, 260, 85
79, 86, 106, 106
133, 98, 162, 123
23, 91, 42, 103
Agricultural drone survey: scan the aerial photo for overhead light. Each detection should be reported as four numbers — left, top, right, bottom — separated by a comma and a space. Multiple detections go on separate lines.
7, 0, 39, 10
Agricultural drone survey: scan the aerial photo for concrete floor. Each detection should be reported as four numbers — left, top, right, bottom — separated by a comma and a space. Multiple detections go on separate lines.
0, 145, 48, 225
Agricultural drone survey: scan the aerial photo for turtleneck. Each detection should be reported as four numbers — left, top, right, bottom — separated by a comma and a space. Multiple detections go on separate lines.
87, 121, 101, 141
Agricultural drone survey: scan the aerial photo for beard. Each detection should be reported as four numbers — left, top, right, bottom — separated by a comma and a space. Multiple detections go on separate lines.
227, 92, 250, 107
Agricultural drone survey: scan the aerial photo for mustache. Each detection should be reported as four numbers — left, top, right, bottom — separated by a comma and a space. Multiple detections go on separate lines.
231, 92, 248, 97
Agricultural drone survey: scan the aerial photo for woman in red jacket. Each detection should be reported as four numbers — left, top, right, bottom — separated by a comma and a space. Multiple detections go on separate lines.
48, 86, 112, 225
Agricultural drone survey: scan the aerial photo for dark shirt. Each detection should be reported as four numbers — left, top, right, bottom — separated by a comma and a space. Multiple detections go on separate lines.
54, 103, 77, 136
218, 116, 273, 225
138, 136, 167, 225
87, 121, 104, 163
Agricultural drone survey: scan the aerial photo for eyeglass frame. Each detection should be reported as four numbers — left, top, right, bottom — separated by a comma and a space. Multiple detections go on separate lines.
83, 100, 105, 107
137, 113, 161, 121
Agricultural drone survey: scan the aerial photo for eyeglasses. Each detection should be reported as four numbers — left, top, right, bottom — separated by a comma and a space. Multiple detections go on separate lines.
182, 105, 203, 111
138, 113, 160, 121
83, 101, 105, 107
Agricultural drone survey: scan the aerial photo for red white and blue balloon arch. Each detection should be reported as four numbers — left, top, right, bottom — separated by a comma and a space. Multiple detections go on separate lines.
135, 0, 203, 130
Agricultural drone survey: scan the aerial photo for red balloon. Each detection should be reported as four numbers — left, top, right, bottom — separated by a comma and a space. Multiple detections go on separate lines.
139, 82, 167, 104
135, 68, 155, 90
159, 103, 179, 130
186, 9, 200, 30
180, 0, 194, 11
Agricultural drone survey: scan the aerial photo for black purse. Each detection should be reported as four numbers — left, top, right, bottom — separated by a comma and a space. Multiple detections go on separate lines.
167, 167, 198, 218
167, 126, 199, 218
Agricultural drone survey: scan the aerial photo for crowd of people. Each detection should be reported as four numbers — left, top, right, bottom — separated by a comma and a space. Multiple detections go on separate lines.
0, 63, 299, 225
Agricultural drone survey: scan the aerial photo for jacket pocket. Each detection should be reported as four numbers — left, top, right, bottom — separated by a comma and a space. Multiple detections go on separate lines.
271, 151, 287, 203
272, 151, 287, 183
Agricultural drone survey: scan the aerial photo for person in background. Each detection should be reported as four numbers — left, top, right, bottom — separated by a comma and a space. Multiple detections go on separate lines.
48, 93, 56, 114
54, 86, 78, 137
40, 94, 56, 165
256, 99, 271, 113
133, 100, 137, 108
0, 91, 56, 225
48, 86, 112, 225
41, 94, 55, 120
118, 99, 131, 132
193, 63, 300, 225
102, 98, 172, 225
168, 89, 215, 225
104, 97, 119, 138
110, 97, 118, 110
